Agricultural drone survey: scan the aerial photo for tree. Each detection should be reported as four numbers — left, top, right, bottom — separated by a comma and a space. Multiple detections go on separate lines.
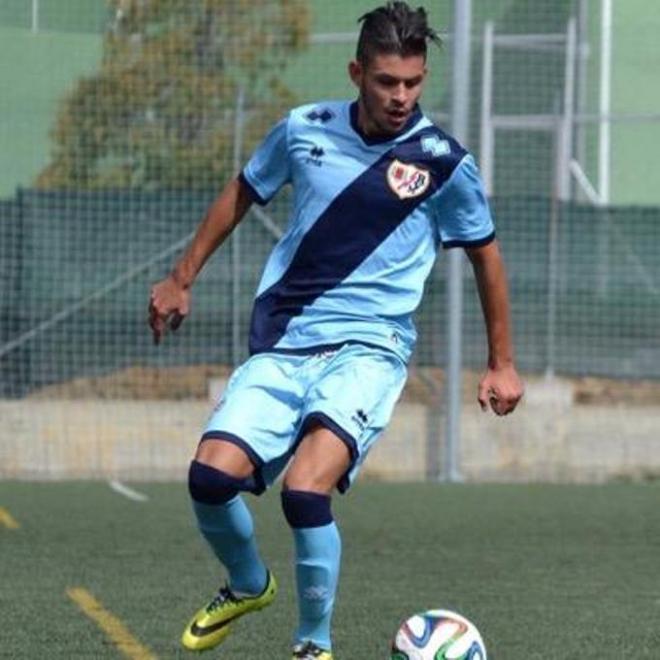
38, 0, 309, 189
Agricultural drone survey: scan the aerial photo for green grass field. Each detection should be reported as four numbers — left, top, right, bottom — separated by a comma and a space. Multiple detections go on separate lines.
1, 481, 659, 659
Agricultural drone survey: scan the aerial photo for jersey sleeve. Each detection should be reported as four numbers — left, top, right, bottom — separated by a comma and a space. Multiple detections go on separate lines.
239, 116, 291, 206
432, 154, 496, 249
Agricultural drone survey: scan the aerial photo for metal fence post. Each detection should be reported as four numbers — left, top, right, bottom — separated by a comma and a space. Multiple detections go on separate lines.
231, 86, 246, 367
444, 0, 472, 483
32, 0, 39, 34
479, 21, 495, 195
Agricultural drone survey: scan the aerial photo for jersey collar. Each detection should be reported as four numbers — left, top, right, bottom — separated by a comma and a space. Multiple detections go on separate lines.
349, 101, 423, 146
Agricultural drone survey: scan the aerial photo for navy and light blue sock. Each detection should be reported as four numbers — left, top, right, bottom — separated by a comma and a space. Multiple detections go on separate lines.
189, 460, 267, 596
282, 489, 341, 651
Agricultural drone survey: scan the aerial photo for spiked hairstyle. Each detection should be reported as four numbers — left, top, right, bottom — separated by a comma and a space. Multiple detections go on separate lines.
356, 2, 441, 65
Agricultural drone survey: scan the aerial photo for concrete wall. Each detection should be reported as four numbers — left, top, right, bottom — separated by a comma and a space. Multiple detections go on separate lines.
2, 379, 659, 483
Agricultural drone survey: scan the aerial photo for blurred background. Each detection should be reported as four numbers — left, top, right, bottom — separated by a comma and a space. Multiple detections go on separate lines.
1, 0, 659, 483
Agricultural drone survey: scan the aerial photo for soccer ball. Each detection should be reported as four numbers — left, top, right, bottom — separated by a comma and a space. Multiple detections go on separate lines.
390, 609, 487, 660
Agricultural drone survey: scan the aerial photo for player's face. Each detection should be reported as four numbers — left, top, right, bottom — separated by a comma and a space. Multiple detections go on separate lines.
349, 53, 427, 137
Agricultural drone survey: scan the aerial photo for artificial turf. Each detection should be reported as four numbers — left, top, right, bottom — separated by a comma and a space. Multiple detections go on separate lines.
1, 481, 659, 659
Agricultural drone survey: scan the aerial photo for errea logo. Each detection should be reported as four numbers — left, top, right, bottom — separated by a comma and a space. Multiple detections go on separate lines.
305, 108, 335, 124
305, 144, 325, 167
351, 409, 369, 432
421, 135, 450, 158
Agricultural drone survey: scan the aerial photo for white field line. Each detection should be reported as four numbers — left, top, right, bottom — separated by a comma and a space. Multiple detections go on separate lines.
108, 480, 149, 502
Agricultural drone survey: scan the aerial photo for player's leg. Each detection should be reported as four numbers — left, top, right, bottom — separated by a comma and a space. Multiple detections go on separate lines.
281, 424, 351, 660
284, 343, 408, 659
182, 351, 306, 652
183, 438, 277, 652
190, 439, 269, 596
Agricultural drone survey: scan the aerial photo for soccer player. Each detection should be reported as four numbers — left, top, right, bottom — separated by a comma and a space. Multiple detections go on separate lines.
149, 2, 523, 658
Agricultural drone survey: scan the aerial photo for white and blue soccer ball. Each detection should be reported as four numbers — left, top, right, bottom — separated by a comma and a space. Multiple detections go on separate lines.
391, 609, 487, 660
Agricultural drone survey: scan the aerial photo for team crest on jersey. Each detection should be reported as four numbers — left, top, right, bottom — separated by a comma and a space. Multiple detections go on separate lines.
386, 159, 431, 199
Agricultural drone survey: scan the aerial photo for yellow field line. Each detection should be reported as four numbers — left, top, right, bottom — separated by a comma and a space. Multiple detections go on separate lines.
66, 588, 157, 660
0, 507, 19, 529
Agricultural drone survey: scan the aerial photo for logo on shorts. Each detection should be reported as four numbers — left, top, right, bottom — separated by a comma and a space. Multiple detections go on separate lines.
351, 409, 369, 432
386, 159, 431, 199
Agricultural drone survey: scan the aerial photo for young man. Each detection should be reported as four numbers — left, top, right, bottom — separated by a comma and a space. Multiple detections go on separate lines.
149, 2, 523, 658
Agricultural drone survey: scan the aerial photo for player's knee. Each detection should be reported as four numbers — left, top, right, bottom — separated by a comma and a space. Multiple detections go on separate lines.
282, 463, 339, 495
188, 460, 245, 505
280, 489, 333, 528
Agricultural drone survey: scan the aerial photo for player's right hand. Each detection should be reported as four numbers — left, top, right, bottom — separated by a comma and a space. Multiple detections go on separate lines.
148, 276, 190, 345
477, 363, 524, 416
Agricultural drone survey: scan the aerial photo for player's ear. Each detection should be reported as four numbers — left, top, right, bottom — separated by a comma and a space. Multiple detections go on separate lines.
348, 60, 362, 88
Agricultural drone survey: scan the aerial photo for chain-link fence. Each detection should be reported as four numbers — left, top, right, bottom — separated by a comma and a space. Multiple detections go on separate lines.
1, 0, 659, 482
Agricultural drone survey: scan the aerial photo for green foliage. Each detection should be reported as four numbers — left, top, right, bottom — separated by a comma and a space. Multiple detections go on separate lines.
38, 0, 309, 189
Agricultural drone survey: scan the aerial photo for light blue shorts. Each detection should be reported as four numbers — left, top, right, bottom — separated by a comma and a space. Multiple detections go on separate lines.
202, 343, 407, 493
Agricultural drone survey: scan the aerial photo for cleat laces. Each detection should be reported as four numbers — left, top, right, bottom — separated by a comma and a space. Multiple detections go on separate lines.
206, 585, 239, 613
293, 641, 326, 658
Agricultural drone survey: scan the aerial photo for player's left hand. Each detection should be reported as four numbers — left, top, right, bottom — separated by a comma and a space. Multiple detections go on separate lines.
478, 363, 524, 416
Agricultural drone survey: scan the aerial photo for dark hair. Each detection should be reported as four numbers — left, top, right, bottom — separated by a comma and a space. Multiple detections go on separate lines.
356, 2, 441, 65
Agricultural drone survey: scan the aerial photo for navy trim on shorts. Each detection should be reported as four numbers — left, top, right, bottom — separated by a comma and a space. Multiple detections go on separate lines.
299, 411, 359, 494
200, 431, 267, 494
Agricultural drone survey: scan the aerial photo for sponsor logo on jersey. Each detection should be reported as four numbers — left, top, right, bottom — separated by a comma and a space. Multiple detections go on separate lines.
386, 159, 431, 199
422, 135, 451, 158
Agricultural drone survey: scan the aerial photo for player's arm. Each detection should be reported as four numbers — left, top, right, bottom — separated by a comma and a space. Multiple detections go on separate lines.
148, 177, 253, 344
465, 239, 524, 415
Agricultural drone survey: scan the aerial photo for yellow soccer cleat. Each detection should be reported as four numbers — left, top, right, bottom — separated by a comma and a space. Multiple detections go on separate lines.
181, 571, 277, 652
292, 640, 334, 659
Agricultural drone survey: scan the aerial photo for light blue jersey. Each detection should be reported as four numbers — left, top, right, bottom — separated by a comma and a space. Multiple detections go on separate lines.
239, 100, 495, 363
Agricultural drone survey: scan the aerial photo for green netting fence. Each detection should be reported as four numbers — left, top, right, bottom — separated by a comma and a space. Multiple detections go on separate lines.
1, 189, 658, 398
